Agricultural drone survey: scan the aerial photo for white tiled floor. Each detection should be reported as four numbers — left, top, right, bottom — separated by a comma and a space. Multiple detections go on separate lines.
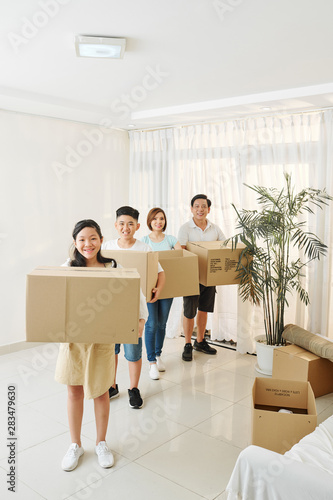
0, 337, 332, 500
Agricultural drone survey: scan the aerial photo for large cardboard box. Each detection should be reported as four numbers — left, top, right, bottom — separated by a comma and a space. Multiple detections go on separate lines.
186, 241, 246, 286
102, 250, 158, 300
252, 378, 317, 454
273, 344, 333, 397
26, 266, 140, 344
157, 249, 200, 299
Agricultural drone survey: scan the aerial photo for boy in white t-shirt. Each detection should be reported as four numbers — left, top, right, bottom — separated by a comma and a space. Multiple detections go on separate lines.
102, 206, 165, 409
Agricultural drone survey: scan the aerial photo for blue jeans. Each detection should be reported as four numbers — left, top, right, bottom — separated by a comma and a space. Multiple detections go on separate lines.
115, 339, 142, 362
144, 298, 173, 363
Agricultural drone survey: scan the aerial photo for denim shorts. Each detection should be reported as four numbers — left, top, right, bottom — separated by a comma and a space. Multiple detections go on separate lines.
183, 284, 216, 319
115, 338, 142, 362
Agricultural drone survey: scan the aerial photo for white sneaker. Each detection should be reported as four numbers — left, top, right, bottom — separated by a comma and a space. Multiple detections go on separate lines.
156, 356, 165, 372
149, 363, 160, 380
61, 443, 84, 471
95, 441, 114, 468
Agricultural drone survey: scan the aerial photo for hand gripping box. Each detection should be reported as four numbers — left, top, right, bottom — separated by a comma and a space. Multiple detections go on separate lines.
157, 249, 199, 299
252, 378, 317, 454
102, 250, 158, 301
26, 266, 140, 344
273, 344, 333, 397
186, 241, 246, 286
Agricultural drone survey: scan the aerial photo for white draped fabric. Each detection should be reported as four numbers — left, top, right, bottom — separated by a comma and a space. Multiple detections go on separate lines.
129, 111, 333, 353
226, 416, 333, 499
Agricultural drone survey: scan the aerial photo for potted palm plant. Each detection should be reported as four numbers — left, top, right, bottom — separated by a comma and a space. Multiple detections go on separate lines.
226, 173, 331, 374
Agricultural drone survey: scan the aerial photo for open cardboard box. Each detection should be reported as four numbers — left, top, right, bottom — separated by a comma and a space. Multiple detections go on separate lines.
252, 377, 317, 454
157, 249, 199, 299
102, 250, 158, 300
186, 241, 246, 286
273, 344, 333, 397
26, 266, 140, 344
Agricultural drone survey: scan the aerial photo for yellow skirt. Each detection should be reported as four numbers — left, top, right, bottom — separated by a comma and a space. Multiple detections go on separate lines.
55, 343, 115, 400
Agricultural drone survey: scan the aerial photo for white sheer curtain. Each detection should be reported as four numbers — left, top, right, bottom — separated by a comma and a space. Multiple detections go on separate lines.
129, 111, 333, 353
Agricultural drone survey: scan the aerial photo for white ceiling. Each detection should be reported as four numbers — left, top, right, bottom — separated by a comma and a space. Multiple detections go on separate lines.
1, 0, 333, 130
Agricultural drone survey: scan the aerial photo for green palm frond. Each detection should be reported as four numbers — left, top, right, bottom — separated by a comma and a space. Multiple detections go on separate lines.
229, 172, 332, 345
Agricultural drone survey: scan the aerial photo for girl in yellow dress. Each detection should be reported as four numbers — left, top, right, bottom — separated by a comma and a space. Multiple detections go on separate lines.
55, 219, 147, 471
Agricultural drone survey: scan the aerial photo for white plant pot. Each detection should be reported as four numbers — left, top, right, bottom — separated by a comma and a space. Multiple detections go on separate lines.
255, 335, 279, 376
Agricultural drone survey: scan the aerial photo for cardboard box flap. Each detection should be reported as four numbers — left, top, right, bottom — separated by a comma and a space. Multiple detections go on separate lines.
157, 249, 199, 299
307, 384, 317, 416
253, 378, 314, 411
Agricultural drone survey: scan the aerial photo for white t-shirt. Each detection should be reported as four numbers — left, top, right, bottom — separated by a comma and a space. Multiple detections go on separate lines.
102, 239, 164, 273
178, 218, 226, 245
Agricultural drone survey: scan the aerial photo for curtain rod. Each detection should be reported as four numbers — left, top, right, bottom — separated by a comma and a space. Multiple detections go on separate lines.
130, 106, 333, 133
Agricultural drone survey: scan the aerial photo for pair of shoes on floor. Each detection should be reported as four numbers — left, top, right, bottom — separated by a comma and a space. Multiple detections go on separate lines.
109, 384, 119, 400
128, 387, 143, 409
62, 441, 114, 471
193, 338, 217, 355
182, 339, 217, 361
149, 363, 159, 380
156, 356, 165, 371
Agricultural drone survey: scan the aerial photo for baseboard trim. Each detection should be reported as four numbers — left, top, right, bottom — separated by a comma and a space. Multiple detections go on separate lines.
180, 331, 237, 351
0, 341, 46, 356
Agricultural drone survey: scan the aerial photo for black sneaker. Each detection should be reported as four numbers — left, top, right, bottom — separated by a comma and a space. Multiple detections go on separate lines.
108, 385, 119, 400
193, 338, 217, 355
128, 388, 143, 409
182, 343, 193, 361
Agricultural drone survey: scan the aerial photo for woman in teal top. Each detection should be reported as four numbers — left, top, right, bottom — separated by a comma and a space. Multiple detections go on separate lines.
141, 208, 182, 380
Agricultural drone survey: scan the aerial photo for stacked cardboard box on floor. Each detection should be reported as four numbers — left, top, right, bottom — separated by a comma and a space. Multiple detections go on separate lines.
272, 344, 333, 397
252, 377, 317, 454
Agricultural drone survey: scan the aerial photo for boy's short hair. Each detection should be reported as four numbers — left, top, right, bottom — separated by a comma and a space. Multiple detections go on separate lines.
191, 194, 211, 208
116, 206, 140, 221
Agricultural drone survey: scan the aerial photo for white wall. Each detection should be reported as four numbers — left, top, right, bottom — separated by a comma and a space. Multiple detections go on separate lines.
0, 110, 129, 347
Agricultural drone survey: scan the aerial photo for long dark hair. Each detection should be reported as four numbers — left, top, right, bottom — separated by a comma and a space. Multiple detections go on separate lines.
70, 219, 117, 268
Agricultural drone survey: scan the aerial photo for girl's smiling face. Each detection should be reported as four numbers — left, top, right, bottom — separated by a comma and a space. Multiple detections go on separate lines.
151, 212, 166, 232
74, 227, 102, 262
